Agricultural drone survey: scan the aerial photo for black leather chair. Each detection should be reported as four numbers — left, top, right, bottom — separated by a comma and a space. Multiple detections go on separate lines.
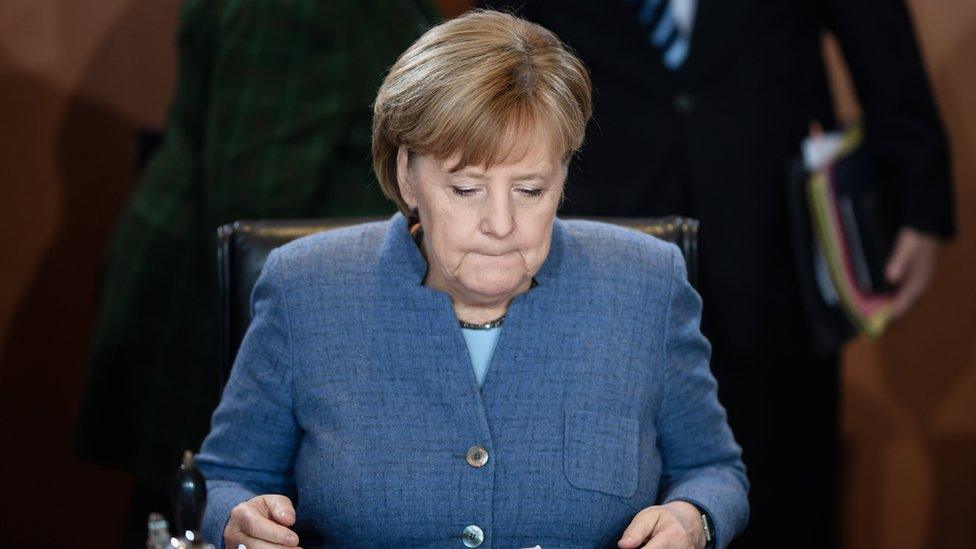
216, 216, 699, 388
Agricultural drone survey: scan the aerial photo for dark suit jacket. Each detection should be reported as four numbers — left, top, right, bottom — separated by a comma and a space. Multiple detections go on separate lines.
484, 0, 955, 355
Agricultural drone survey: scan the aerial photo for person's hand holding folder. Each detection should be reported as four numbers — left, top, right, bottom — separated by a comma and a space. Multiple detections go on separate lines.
790, 123, 946, 348
884, 227, 939, 320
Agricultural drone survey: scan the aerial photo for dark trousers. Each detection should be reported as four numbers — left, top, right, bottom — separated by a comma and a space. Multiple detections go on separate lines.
711, 346, 840, 548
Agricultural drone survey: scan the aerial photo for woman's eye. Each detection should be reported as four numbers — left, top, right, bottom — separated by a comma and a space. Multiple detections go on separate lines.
451, 186, 478, 197
517, 188, 544, 198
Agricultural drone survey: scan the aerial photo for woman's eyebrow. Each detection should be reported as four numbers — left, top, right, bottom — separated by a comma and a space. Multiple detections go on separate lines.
451, 171, 488, 179
449, 170, 551, 182
512, 173, 548, 181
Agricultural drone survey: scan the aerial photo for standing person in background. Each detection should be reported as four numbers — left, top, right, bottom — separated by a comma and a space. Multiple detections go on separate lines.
74, 1, 439, 545
483, 0, 955, 547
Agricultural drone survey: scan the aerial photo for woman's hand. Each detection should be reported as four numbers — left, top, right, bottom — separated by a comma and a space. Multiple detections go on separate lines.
617, 501, 706, 549
225, 494, 301, 548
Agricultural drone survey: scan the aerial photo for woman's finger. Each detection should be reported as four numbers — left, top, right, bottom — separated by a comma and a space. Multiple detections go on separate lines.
234, 502, 300, 546
229, 529, 303, 549
259, 494, 297, 527
617, 507, 662, 547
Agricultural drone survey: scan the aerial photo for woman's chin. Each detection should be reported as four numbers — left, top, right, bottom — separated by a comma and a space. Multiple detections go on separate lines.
460, 271, 528, 301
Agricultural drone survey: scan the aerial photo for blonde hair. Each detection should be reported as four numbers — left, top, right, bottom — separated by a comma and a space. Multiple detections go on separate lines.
372, 9, 592, 215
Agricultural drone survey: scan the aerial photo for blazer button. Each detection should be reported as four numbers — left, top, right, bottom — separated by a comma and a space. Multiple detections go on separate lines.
462, 524, 484, 547
466, 445, 489, 468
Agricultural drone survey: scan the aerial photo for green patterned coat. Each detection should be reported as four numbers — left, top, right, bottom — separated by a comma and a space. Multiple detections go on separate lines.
76, 0, 438, 493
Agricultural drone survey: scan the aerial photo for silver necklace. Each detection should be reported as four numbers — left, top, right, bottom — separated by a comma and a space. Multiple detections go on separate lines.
458, 315, 506, 330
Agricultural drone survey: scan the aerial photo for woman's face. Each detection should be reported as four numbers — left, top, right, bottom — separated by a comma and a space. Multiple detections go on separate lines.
397, 130, 565, 307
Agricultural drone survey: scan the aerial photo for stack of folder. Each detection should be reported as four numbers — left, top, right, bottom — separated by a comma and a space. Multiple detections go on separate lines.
789, 125, 897, 350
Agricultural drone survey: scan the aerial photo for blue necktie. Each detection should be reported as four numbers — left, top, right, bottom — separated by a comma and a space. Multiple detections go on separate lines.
630, 0, 690, 69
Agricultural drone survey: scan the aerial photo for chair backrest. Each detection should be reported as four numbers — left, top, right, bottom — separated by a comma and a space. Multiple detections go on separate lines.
216, 216, 699, 388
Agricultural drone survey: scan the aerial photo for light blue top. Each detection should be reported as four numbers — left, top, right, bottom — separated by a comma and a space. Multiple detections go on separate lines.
197, 213, 748, 548
461, 327, 502, 388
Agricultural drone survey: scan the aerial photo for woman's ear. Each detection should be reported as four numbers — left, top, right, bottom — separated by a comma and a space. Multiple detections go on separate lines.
396, 145, 417, 210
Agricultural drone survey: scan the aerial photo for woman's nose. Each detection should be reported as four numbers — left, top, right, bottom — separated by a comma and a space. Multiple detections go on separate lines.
480, 192, 515, 239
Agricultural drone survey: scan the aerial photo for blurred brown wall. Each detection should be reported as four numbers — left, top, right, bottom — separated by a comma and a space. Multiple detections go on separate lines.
0, 1, 182, 547
0, 1, 972, 547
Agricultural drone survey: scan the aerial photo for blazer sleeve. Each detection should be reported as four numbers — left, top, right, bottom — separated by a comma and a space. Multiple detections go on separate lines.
655, 245, 749, 549
196, 249, 301, 545
825, 0, 955, 239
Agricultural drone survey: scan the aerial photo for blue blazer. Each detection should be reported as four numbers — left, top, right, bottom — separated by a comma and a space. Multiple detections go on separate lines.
197, 213, 748, 548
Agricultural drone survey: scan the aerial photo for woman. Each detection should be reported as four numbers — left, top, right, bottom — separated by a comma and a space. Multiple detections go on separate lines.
197, 10, 748, 549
